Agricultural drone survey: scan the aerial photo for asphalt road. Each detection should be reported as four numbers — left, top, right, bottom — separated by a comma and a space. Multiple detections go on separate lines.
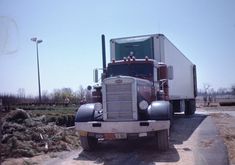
42, 110, 229, 165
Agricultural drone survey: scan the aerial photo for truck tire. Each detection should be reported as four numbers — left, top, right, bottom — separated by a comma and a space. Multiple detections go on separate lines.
156, 129, 169, 151
80, 136, 98, 151
172, 100, 181, 112
184, 100, 190, 115
189, 99, 196, 115
185, 99, 196, 116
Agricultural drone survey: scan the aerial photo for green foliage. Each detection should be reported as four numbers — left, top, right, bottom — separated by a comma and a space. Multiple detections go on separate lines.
23, 105, 77, 127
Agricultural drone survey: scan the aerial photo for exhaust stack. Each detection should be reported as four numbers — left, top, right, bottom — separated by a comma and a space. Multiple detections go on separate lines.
101, 34, 106, 73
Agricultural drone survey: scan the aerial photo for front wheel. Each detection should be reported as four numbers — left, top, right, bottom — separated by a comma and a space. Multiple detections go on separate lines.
80, 136, 98, 151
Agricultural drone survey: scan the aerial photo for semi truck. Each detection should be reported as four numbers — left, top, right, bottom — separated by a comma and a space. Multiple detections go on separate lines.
75, 34, 197, 151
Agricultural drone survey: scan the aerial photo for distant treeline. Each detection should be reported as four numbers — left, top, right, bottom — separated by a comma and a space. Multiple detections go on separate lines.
197, 85, 235, 96
0, 87, 87, 107
1, 85, 235, 107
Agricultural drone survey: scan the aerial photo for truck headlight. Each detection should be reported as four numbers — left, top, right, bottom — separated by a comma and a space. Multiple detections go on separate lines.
94, 103, 102, 111
139, 100, 149, 110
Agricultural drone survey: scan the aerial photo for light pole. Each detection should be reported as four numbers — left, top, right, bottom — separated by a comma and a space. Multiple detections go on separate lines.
31, 37, 43, 104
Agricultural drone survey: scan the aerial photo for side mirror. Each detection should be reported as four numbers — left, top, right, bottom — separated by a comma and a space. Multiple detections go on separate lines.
94, 69, 99, 83
168, 66, 174, 80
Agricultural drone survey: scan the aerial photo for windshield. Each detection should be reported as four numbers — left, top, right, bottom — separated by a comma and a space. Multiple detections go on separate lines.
107, 63, 153, 80
114, 37, 154, 60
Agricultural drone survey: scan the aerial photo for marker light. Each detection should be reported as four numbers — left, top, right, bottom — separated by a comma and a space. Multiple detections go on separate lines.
132, 56, 136, 61
130, 51, 134, 56
145, 56, 149, 61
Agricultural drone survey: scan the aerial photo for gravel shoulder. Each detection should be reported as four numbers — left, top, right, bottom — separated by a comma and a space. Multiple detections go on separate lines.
209, 108, 235, 165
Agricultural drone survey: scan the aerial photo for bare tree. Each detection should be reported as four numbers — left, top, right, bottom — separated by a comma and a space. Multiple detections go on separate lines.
53, 89, 62, 103
76, 85, 86, 100
42, 90, 50, 103
61, 88, 73, 99
17, 88, 25, 98
217, 87, 228, 95
203, 84, 212, 106
203, 83, 211, 94
232, 85, 235, 95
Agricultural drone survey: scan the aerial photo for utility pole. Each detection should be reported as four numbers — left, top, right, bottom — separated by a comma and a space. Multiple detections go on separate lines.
31, 37, 43, 103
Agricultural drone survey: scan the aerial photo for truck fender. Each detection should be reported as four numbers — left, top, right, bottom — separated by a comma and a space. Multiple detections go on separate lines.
75, 103, 96, 122
147, 101, 172, 120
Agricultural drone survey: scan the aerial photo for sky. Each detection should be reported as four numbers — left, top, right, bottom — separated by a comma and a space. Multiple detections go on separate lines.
0, 0, 235, 96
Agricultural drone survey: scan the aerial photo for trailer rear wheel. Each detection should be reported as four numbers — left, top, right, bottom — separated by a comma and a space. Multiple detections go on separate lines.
80, 136, 98, 151
185, 100, 190, 115
156, 129, 169, 151
185, 99, 196, 116
189, 99, 196, 115
172, 100, 181, 112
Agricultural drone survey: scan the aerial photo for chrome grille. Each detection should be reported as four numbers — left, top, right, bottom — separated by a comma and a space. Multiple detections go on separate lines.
105, 83, 133, 120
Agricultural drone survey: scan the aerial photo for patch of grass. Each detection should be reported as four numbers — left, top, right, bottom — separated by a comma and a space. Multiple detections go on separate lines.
26, 106, 77, 116
13, 105, 78, 127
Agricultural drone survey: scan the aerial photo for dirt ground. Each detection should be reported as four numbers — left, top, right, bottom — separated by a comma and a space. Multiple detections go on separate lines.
1, 106, 235, 165
208, 107, 235, 165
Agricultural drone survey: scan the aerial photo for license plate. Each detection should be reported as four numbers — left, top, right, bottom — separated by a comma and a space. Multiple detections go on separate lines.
104, 133, 115, 140
115, 133, 127, 139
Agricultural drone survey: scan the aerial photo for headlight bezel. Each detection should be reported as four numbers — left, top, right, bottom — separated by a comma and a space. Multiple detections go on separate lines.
139, 100, 149, 110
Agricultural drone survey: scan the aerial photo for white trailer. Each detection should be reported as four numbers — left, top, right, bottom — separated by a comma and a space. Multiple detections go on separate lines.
110, 34, 197, 114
